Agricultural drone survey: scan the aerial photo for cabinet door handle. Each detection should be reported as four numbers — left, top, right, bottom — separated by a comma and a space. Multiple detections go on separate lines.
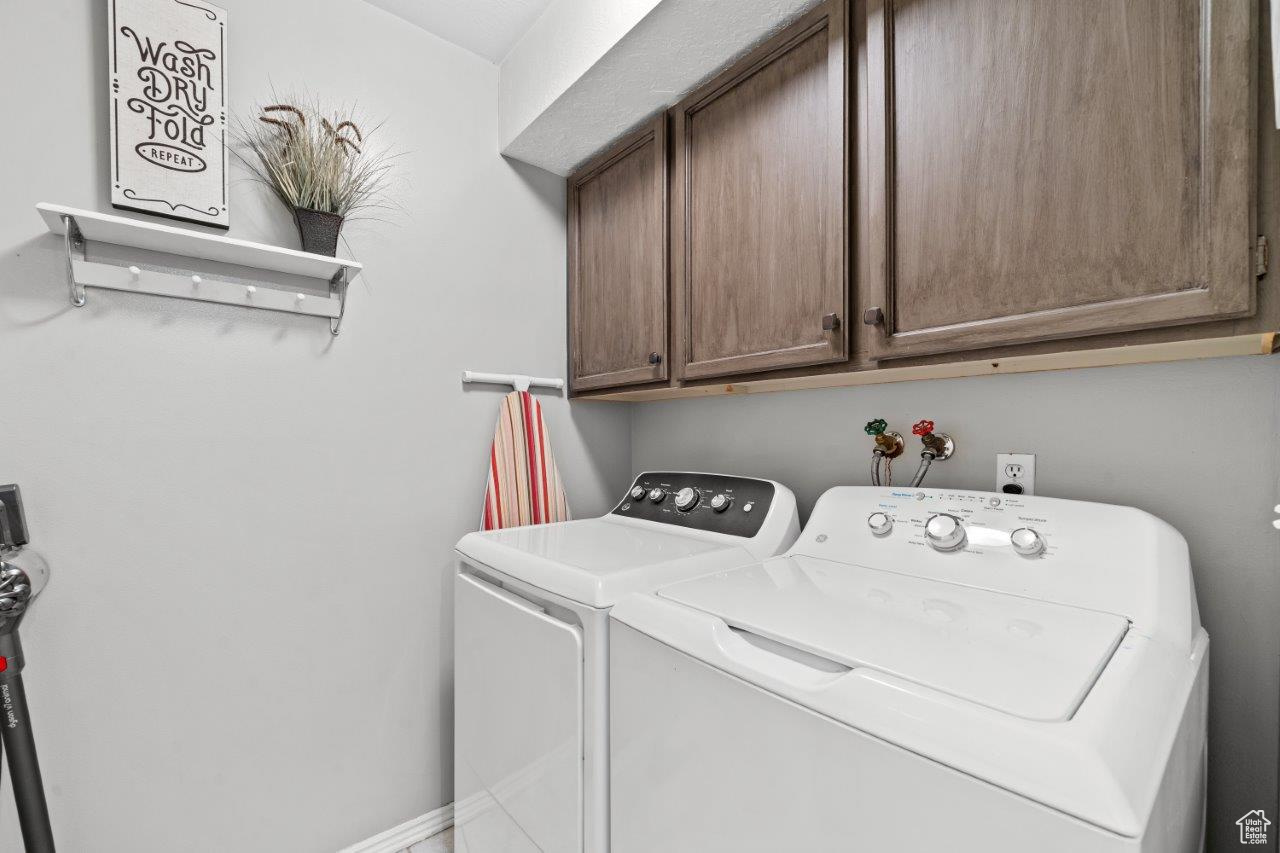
863, 307, 885, 326
822, 313, 841, 331
648, 352, 663, 365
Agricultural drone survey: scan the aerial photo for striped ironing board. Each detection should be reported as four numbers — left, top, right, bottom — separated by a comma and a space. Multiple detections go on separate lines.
481, 391, 570, 530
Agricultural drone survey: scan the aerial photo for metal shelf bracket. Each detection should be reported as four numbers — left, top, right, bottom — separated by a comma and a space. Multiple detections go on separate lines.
62, 215, 86, 307
330, 267, 349, 336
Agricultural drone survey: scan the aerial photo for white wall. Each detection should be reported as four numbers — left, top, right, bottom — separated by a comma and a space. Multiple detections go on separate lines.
631, 354, 1280, 853
0, 1, 630, 850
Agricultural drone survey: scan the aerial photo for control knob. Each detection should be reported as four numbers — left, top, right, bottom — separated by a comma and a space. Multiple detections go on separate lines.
674, 487, 700, 512
867, 512, 893, 536
924, 514, 966, 552
647, 488, 666, 504
629, 486, 646, 500
710, 494, 732, 513
1010, 527, 1046, 557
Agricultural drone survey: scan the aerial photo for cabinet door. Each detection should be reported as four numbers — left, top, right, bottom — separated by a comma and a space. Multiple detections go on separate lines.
864, 0, 1255, 360
673, 1, 848, 380
569, 116, 668, 392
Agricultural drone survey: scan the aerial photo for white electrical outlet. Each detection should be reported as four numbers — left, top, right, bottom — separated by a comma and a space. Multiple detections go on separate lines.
996, 453, 1036, 495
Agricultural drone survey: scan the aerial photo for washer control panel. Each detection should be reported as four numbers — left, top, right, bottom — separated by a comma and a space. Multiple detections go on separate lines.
850, 489, 1056, 559
796, 485, 1197, 646
612, 472, 775, 537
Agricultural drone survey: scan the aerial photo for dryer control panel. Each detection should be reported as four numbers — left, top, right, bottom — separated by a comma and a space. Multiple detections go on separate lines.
612, 472, 776, 538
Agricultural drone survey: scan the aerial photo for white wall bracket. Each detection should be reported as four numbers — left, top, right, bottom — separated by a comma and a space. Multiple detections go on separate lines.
39, 203, 362, 336
462, 371, 565, 393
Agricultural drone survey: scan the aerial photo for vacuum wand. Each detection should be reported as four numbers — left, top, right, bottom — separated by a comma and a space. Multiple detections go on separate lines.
0, 486, 55, 853
0, 638, 54, 853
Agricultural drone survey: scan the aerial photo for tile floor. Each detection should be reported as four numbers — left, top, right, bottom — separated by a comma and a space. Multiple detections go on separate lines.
403, 826, 454, 853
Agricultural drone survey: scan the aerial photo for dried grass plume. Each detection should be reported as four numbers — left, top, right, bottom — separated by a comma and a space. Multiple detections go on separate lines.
234, 95, 396, 221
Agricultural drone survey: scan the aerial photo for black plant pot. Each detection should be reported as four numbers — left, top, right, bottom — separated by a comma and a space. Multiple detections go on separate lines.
293, 207, 343, 256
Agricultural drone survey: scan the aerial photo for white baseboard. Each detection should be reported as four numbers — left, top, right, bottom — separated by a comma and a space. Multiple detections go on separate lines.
338, 802, 454, 853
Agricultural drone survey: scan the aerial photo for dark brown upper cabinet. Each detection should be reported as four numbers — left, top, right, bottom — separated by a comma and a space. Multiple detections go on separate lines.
672, 0, 848, 380
568, 115, 669, 392
863, 0, 1256, 360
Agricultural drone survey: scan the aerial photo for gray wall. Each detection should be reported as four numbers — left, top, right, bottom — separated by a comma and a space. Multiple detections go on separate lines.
631, 355, 1280, 852
0, 1, 630, 850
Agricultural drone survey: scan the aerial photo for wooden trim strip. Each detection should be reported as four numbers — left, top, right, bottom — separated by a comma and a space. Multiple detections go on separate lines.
580, 333, 1278, 402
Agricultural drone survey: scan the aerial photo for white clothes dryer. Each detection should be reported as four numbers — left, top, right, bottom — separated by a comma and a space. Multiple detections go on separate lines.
454, 472, 800, 853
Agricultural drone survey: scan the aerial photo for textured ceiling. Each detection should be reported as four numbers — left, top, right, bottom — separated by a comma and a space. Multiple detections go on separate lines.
361, 0, 553, 63
501, 0, 824, 175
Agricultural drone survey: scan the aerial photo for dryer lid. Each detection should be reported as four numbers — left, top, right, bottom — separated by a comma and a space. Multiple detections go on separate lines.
457, 518, 751, 608
657, 555, 1129, 721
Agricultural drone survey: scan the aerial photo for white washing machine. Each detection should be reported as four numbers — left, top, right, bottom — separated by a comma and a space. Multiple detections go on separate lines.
609, 486, 1208, 853
453, 472, 800, 853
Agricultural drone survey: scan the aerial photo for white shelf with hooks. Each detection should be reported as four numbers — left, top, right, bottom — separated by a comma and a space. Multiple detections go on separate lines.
37, 203, 363, 335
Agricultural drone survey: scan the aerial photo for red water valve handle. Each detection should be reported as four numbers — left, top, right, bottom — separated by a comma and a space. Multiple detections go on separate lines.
912, 419, 935, 437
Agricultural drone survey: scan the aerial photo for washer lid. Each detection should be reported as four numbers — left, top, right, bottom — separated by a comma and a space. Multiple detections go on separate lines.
657, 555, 1129, 721
457, 518, 751, 608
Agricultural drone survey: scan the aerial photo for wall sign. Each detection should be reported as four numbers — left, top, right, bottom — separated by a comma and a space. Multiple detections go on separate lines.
108, 0, 229, 229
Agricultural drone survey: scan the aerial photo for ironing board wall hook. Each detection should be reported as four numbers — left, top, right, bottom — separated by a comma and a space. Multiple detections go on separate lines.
62, 215, 86, 307
461, 371, 565, 392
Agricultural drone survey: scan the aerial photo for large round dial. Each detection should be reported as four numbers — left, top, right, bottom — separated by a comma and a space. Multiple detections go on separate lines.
629, 486, 646, 500
647, 488, 666, 504
674, 487, 700, 511
924, 514, 966, 551
867, 511, 893, 536
1010, 527, 1045, 557
710, 494, 732, 513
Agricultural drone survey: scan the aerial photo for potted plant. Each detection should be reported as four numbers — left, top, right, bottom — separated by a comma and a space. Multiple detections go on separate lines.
236, 99, 393, 256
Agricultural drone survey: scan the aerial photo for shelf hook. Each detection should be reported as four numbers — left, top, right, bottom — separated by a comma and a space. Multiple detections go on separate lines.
62, 215, 86, 307
329, 267, 349, 336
